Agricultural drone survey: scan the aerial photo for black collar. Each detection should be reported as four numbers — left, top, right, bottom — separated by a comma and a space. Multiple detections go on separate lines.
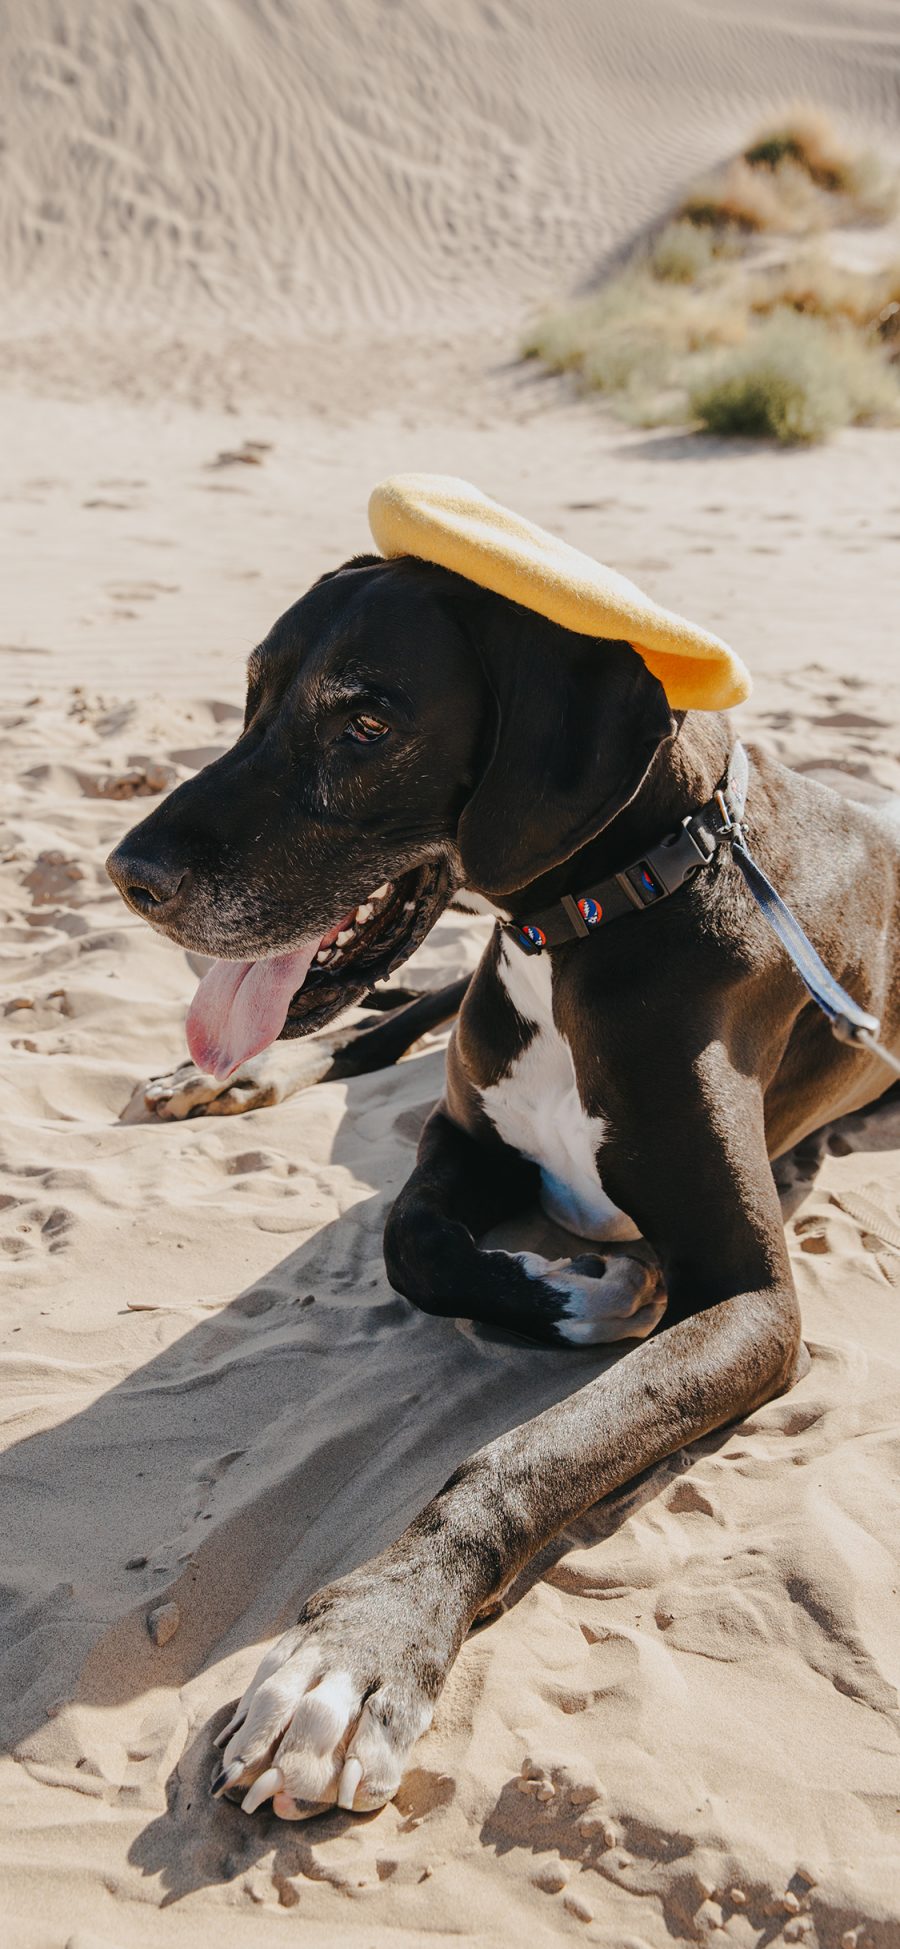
505, 742, 749, 955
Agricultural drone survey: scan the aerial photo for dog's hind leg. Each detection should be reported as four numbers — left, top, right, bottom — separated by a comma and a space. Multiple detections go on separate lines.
133, 978, 470, 1121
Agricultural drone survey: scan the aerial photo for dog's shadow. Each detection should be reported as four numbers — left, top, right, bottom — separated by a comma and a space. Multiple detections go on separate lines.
2, 1051, 898, 1905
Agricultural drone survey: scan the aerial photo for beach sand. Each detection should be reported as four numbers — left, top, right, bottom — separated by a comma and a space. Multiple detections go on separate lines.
1, 4, 899, 1944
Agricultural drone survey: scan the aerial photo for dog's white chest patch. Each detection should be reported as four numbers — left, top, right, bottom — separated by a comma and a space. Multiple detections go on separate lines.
481, 939, 639, 1242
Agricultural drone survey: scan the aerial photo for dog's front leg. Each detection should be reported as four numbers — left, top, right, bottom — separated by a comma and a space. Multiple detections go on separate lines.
213, 1276, 802, 1821
137, 979, 469, 1120
384, 1108, 665, 1344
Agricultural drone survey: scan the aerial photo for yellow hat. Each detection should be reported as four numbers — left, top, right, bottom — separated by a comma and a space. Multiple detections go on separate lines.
368, 473, 750, 712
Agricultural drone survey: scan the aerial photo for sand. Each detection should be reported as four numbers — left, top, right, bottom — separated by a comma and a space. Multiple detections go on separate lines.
1, 3, 899, 1945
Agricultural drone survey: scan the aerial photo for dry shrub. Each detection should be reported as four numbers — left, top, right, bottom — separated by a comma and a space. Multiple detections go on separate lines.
689, 311, 900, 444
748, 252, 881, 328
679, 158, 797, 233
744, 107, 898, 221
647, 221, 721, 282
524, 266, 747, 415
522, 111, 900, 441
744, 106, 853, 188
749, 253, 900, 340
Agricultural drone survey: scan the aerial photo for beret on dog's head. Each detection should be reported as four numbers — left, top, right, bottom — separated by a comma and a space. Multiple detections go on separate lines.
368, 473, 751, 713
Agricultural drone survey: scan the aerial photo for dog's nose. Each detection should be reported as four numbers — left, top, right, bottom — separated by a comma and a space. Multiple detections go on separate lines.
106, 846, 189, 917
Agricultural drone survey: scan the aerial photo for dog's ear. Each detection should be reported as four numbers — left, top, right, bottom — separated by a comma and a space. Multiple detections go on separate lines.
308, 553, 386, 590
456, 596, 676, 896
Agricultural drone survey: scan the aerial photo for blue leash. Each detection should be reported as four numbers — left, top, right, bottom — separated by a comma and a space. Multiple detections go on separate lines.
723, 746, 900, 1079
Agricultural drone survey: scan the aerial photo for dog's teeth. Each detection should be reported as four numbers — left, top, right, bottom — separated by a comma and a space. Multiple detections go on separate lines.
355, 903, 374, 924
336, 928, 355, 947
403, 901, 415, 913
316, 948, 333, 964
370, 884, 390, 902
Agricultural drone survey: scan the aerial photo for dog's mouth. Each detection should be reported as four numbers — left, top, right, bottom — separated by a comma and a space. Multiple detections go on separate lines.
185, 862, 451, 1079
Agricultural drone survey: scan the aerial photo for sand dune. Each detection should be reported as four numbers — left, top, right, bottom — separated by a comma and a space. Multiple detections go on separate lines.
3, 0, 900, 405
1, 2, 900, 1945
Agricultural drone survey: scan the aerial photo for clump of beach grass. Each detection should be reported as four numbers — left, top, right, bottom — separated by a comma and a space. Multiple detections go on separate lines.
679, 156, 816, 235
522, 109, 900, 443
747, 250, 900, 335
743, 107, 898, 221
647, 220, 722, 283
689, 311, 900, 444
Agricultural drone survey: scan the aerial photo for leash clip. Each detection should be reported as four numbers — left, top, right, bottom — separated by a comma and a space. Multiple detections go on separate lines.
714, 787, 744, 846
714, 788, 734, 831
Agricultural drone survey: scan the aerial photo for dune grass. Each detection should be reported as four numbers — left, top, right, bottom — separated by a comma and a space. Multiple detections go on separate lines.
743, 107, 898, 220
689, 311, 899, 444
522, 109, 900, 443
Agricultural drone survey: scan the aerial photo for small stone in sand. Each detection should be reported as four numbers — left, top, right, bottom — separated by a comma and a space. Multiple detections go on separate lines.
147, 1601, 180, 1646
729, 1888, 747, 1906
563, 1892, 593, 1923
532, 1860, 568, 1893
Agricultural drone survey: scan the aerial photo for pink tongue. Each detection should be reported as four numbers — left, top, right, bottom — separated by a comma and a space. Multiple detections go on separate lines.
186, 942, 321, 1080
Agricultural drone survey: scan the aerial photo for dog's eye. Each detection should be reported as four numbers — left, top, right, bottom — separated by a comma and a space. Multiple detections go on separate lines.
343, 713, 390, 745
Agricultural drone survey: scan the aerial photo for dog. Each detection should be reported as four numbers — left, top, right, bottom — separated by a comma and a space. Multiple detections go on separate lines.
106, 549, 900, 1822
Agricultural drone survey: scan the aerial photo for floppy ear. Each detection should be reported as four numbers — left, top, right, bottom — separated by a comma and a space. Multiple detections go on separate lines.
308, 553, 386, 589
456, 596, 676, 896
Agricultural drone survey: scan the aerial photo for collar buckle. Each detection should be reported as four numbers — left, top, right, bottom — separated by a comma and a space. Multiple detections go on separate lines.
507, 743, 749, 955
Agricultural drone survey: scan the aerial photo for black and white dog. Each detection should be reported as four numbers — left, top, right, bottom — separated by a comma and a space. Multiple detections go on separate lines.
107, 552, 900, 1822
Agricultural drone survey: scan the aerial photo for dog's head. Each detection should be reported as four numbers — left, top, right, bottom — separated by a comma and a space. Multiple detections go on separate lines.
106, 556, 674, 1076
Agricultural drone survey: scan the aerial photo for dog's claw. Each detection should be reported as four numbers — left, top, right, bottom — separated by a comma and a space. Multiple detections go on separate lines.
213, 1707, 246, 1750
211, 1759, 245, 1797
337, 1755, 363, 1810
242, 1765, 284, 1814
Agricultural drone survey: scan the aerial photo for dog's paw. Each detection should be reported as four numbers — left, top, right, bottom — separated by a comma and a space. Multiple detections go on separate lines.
143, 1059, 281, 1120
141, 1039, 340, 1120
511, 1249, 667, 1344
211, 1582, 439, 1820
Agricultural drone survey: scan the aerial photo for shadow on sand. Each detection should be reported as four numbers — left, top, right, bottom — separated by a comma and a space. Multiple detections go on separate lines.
1, 1048, 897, 1902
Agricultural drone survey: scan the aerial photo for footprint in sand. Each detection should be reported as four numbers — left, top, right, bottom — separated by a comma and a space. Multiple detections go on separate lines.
207, 439, 272, 468
105, 582, 180, 603
811, 710, 889, 731
22, 851, 87, 905
665, 1479, 718, 1518
793, 1215, 831, 1255
831, 1188, 900, 1252
0, 1200, 74, 1254
77, 762, 176, 800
